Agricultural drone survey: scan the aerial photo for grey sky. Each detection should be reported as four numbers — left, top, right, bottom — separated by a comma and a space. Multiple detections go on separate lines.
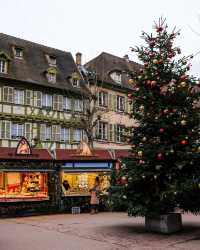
1, 0, 200, 76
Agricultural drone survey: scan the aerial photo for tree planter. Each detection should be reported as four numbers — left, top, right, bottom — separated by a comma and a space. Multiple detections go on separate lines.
145, 213, 182, 234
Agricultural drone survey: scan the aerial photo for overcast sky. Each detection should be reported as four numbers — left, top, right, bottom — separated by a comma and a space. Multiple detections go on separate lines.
1, 0, 200, 76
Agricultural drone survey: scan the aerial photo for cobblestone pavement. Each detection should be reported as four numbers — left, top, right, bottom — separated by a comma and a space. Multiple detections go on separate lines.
0, 212, 200, 250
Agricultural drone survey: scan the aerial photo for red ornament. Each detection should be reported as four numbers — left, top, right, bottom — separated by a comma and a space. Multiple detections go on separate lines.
163, 109, 169, 114
180, 139, 188, 145
180, 74, 188, 81
121, 176, 127, 184
157, 153, 164, 160
127, 93, 133, 98
159, 128, 165, 133
151, 80, 157, 86
144, 62, 148, 67
149, 41, 156, 47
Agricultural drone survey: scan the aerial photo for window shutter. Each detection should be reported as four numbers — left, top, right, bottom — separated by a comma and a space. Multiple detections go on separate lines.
113, 95, 117, 111
34, 91, 42, 107
25, 123, 31, 141
108, 94, 112, 110
2, 121, 11, 139
70, 128, 74, 143
3, 87, 13, 103
8, 87, 14, 103
125, 97, 129, 113
3, 87, 8, 102
114, 124, 118, 142
53, 95, 58, 110
40, 124, 46, 141
25, 89, 33, 106
52, 125, 61, 141
108, 124, 114, 141
58, 95, 63, 111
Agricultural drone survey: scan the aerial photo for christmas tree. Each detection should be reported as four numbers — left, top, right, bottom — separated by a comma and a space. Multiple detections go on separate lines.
109, 18, 200, 217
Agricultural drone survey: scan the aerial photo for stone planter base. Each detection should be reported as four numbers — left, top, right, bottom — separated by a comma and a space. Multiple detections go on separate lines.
145, 213, 182, 234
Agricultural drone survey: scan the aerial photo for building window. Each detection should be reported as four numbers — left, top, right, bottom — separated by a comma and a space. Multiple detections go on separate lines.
117, 96, 125, 112
25, 123, 32, 141
49, 56, 56, 66
52, 125, 61, 141
97, 121, 108, 140
3, 87, 13, 103
53, 95, 63, 111
63, 97, 71, 110
14, 89, 24, 105
25, 90, 33, 106
98, 91, 108, 107
0, 121, 11, 139
47, 73, 56, 83
40, 124, 52, 141
74, 99, 83, 112
116, 125, 125, 143
42, 94, 53, 108
61, 127, 70, 142
0, 60, 8, 73
110, 72, 122, 83
72, 79, 79, 87
14, 47, 23, 59
34, 91, 42, 107
74, 129, 82, 142
11, 123, 24, 139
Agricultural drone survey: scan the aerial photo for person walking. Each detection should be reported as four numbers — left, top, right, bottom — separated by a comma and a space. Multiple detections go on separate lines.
90, 176, 100, 214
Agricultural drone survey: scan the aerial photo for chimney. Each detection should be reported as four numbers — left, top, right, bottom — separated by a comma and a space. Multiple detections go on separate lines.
123, 54, 129, 62
76, 52, 82, 66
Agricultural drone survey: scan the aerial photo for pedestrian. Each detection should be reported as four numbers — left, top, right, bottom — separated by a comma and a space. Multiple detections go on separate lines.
90, 176, 100, 214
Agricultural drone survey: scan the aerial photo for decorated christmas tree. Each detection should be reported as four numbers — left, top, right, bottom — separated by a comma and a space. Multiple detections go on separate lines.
109, 18, 200, 217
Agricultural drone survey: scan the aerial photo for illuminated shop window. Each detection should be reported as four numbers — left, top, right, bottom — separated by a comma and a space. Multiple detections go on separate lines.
61, 172, 110, 196
0, 172, 48, 201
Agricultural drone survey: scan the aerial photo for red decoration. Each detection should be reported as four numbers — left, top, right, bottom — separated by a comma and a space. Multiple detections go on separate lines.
16, 137, 32, 155
180, 139, 188, 145
151, 80, 157, 86
121, 176, 127, 184
159, 128, 165, 133
127, 93, 133, 98
149, 41, 156, 47
156, 26, 163, 32
157, 153, 164, 160
144, 62, 148, 67
180, 74, 188, 81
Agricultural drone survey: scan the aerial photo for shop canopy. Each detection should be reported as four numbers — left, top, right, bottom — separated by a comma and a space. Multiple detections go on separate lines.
0, 147, 53, 161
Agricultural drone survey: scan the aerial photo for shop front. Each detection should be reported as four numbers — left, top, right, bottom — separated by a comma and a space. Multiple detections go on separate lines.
0, 138, 57, 217
55, 145, 113, 212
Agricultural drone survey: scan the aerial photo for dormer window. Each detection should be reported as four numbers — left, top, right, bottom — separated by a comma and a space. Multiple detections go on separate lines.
46, 67, 57, 84
47, 72, 56, 83
71, 72, 80, 87
110, 71, 122, 84
46, 54, 56, 66
0, 59, 7, 73
0, 51, 11, 74
14, 47, 23, 59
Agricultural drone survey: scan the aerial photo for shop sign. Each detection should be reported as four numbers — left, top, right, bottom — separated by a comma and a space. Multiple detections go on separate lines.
16, 137, 32, 155
62, 162, 112, 169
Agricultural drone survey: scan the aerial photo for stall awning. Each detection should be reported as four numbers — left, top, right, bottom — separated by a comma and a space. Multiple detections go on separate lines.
55, 149, 130, 161
0, 147, 53, 160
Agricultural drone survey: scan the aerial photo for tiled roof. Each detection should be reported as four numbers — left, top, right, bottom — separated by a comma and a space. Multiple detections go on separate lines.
0, 147, 53, 160
84, 52, 141, 90
0, 33, 87, 96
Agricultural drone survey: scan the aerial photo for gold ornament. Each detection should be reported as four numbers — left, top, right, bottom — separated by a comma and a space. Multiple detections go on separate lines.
181, 120, 187, 126
138, 151, 143, 157
180, 81, 187, 87
139, 105, 144, 111
153, 59, 158, 64
197, 146, 200, 153
198, 183, 200, 189
128, 79, 134, 84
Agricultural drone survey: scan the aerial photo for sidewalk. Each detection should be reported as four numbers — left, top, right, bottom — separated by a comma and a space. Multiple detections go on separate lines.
0, 212, 200, 250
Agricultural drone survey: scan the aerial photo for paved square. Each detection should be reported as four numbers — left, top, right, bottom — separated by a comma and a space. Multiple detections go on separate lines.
0, 212, 200, 250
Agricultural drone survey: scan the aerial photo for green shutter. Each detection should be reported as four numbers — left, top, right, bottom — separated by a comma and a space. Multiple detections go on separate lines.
114, 124, 118, 142
125, 97, 128, 113
113, 95, 117, 111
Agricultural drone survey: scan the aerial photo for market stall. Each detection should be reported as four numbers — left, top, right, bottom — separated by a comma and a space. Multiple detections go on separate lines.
0, 137, 56, 216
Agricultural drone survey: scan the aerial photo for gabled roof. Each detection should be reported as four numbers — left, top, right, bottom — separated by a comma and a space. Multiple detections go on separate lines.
84, 52, 141, 91
0, 33, 87, 96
